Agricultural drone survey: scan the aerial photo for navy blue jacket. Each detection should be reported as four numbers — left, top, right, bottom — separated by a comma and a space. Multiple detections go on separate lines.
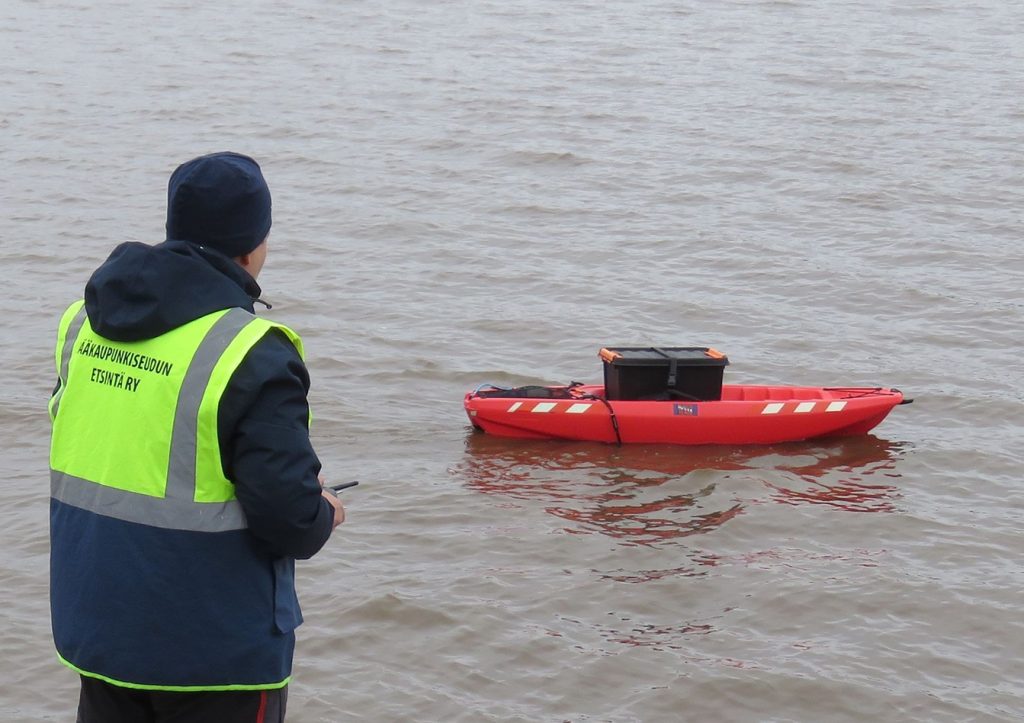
50, 240, 334, 688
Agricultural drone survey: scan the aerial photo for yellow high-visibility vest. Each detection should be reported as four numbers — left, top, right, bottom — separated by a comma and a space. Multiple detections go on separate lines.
50, 300, 304, 532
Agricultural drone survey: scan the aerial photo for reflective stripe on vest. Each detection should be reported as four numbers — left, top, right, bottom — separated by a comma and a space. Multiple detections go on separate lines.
49, 302, 89, 421
50, 304, 303, 533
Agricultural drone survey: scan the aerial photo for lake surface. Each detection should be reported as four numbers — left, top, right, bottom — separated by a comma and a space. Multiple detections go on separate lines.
2, 0, 1022, 720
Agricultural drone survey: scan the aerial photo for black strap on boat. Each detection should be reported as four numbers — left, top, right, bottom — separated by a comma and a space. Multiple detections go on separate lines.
652, 347, 677, 388
601, 397, 622, 446
476, 381, 624, 446
823, 387, 883, 398
575, 391, 622, 446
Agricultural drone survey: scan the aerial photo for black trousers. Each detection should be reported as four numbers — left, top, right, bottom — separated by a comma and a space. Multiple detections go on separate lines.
77, 676, 287, 723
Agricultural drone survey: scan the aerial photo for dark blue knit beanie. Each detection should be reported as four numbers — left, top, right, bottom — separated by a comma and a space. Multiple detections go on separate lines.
165, 152, 272, 257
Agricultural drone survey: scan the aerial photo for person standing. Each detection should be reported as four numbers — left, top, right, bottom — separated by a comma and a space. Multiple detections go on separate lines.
48, 152, 344, 722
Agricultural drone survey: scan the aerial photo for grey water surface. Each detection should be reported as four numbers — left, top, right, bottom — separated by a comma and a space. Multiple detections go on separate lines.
2, 1, 1022, 721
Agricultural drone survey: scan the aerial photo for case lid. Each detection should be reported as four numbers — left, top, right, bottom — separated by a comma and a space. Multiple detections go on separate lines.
599, 346, 729, 367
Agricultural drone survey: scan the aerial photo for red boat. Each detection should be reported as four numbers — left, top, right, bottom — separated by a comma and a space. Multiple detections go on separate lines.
464, 383, 909, 445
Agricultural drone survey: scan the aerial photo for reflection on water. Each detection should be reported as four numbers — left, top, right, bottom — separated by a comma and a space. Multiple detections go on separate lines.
549, 500, 744, 547
587, 612, 715, 652
453, 435, 744, 548
552, 611, 760, 665
596, 558, 723, 584
453, 433, 909, 548
756, 437, 911, 513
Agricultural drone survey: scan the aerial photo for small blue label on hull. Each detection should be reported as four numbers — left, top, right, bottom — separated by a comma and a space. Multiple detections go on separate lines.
674, 404, 698, 416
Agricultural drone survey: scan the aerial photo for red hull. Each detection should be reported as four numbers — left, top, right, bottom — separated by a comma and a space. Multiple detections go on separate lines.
464, 384, 907, 445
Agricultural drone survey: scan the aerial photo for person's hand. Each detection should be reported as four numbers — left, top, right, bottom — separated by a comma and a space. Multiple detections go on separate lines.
321, 489, 345, 529
318, 473, 345, 529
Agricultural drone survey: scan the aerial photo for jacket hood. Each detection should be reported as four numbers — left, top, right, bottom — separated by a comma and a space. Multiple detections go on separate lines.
84, 240, 262, 342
